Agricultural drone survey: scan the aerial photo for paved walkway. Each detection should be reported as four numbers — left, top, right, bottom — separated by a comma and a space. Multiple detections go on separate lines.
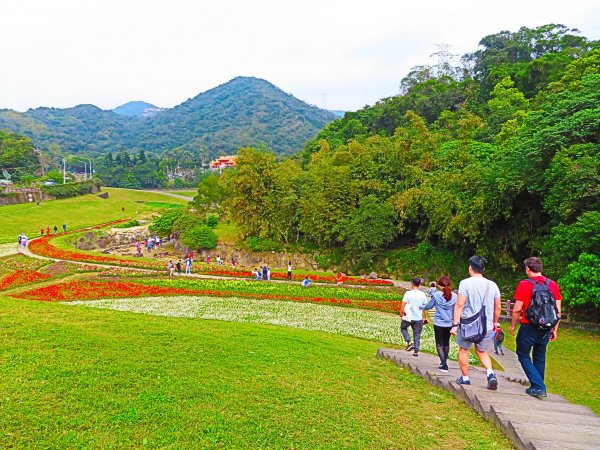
377, 348, 600, 450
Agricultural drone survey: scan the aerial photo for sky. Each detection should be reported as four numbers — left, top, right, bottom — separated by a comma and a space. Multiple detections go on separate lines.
1, 0, 599, 112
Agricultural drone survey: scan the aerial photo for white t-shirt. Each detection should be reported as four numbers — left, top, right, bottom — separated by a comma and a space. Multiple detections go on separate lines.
402, 289, 427, 321
457, 276, 501, 331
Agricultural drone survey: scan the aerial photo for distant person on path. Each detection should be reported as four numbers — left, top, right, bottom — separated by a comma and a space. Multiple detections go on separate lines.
17, 235, 22, 252
168, 260, 175, 277
216, 255, 222, 266
62, 224, 67, 233
231, 257, 236, 267
336, 272, 344, 285
421, 276, 457, 372
400, 277, 427, 357
40, 228, 44, 236
206, 256, 211, 264
53, 225, 58, 234
176, 260, 182, 275
185, 257, 192, 275
510, 257, 562, 398
493, 323, 505, 355
147, 239, 153, 253
262, 265, 268, 281
451, 255, 501, 390
287, 261, 293, 281
301, 276, 311, 287
46, 227, 50, 236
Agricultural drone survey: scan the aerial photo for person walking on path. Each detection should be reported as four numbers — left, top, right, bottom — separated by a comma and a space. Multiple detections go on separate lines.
62, 224, 67, 233
176, 260, 182, 276
287, 261, 293, 281
451, 255, 501, 389
168, 260, 175, 277
400, 277, 427, 357
46, 227, 50, 236
53, 225, 58, 234
421, 276, 457, 372
185, 257, 192, 275
494, 323, 505, 355
262, 265, 268, 281
510, 257, 562, 399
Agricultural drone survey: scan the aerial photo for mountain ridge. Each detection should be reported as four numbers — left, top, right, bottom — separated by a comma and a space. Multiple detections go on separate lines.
0, 77, 336, 157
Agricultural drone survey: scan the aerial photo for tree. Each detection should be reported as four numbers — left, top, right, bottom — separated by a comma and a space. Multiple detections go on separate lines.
194, 172, 225, 215
149, 209, 182, 236
558, 253, 600, 312
182, 225, 217, 250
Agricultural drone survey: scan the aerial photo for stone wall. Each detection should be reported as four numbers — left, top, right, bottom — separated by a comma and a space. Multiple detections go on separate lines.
0, 189, 52, 206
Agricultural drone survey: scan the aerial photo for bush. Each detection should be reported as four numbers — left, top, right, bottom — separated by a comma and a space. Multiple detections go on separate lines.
245, 236, 281, 252
182, 225, 217, 250
114, 219, 140, 229
206, 214, 219, 228
559, 253, 600, 310
41, 180, 99, 199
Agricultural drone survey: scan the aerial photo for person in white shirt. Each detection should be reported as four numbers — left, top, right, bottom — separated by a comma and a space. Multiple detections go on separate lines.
400, 277, 428, 357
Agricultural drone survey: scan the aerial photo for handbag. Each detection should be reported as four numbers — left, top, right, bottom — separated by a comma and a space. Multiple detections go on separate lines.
459, 281, 490, 343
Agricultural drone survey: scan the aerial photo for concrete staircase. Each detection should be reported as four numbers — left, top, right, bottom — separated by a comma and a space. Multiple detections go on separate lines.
377, 348, 600, 450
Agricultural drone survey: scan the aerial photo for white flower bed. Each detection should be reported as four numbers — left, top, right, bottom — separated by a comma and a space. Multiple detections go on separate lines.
66, 295, 469, 361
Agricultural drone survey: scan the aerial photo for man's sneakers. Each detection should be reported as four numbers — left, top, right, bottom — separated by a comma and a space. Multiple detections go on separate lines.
438, 364, 448, 373
412, 352, 418, 357
525, 387, 547, 399
405, 342, 414, 352
456, 376, 471, 385
487, 373, 498, 390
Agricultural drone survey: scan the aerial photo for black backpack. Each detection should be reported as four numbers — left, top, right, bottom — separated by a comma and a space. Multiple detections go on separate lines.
525, 278, 559, 331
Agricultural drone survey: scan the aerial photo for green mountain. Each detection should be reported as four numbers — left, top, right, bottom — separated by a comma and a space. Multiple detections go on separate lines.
112, 101, 162, 117
0, 77, 336, 157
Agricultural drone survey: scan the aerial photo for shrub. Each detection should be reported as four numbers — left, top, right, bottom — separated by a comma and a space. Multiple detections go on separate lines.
41, 180, 99, 199
559, 253, 600, 310
206, 214, 219, 228
172, 211, 203, 234
182, 225, 218, 250
245, 236, 281, 252
114, 219, 140, 228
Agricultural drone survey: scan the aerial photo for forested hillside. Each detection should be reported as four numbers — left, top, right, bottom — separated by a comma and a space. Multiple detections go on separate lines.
212, 25, 599, 311
0, 77, 335, 157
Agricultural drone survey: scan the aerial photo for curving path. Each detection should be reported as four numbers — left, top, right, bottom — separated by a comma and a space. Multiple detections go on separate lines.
378, 348, 600, 449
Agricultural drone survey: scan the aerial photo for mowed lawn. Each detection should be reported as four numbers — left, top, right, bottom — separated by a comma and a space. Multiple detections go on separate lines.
0, 296, 512, 449
0, 187, 189, 244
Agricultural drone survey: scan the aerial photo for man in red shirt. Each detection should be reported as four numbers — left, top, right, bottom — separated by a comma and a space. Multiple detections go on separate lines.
510, 257, 562, 398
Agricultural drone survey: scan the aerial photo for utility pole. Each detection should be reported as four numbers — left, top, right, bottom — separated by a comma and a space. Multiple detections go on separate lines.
88, 159, 92, 180
62, 159, 66, 184
84, 162, 87, 181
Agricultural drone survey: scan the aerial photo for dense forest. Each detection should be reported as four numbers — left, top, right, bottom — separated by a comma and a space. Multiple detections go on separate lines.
198, 24, 598, 312
0, 77, 335, 158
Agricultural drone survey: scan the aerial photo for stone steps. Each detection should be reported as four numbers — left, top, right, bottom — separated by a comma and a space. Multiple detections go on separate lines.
378, 348, 600, 450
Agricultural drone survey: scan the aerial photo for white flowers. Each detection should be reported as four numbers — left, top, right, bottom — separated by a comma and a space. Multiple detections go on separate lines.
66, 296, 467, 360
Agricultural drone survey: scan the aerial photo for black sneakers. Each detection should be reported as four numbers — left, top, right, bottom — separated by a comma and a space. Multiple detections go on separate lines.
405, 343, 414, 351
487, 373, 498, 390
456, 376, 471, 385
438, 364, 448, 373
525, 387, 547, 398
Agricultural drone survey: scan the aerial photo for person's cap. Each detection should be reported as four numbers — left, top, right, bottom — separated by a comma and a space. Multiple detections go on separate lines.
496, 323, 501, 327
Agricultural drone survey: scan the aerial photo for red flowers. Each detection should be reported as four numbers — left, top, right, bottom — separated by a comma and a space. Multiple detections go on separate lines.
0, 270, 51, 291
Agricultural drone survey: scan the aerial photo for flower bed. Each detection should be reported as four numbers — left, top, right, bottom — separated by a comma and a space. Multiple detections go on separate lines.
1, 253, 50, 271
28, 234, 163, 270
14, 277, 404, 314
0, 270, 52, 291
200, 268, 395, 286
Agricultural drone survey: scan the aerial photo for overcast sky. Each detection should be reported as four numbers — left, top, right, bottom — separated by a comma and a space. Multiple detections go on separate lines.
1, 0, 599, 112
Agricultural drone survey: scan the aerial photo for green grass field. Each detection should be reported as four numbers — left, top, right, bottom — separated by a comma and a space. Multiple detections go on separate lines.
165, 189, 196, 197
0, 187, 189, 244
0, 296, 511, 449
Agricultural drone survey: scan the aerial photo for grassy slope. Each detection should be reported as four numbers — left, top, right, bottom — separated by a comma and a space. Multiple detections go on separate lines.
502, 326, 600, 414
0, 296, 510, 449
0, 187, 189, 244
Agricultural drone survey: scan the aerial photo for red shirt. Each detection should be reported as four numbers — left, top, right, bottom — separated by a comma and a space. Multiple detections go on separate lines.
514, 276, 562, 324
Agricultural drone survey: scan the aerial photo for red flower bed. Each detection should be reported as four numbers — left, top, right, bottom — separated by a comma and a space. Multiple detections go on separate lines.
202, 268, 395, 286
28, 234, 163, 271
0, 270, 52, 291
15, 280, 406, 311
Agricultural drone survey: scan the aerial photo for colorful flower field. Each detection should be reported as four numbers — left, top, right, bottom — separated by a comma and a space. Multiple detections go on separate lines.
0, 270, 52, 291
14, 277, 405, 314
199, 268, 395, 286
28, 234, 164, 270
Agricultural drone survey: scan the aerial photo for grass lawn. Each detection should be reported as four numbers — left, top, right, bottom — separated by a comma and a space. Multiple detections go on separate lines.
0, 187, 189, 244
501, 325, 600, 414
0, 296, 511, 449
